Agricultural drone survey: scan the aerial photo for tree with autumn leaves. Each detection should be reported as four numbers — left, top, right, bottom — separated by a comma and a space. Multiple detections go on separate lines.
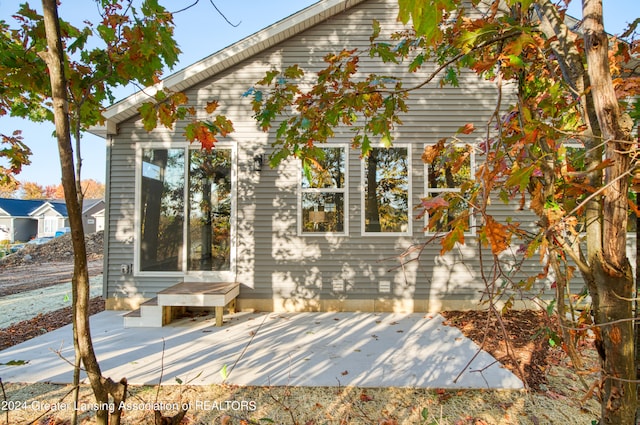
2, 0, 640, 424
248, 0, 640, 423
1, 1, 199, 423
0, 179, 105, 199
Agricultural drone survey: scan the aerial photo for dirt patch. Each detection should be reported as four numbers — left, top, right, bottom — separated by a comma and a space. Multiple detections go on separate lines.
0, 232, 103, 296
0, 231, 103, 268
441, 309, 554, 391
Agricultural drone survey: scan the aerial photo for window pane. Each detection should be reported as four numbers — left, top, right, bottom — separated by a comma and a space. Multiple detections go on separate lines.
302, 192, 344, 233
188, 149, 232, 271
140, 148, 185, 271
44, 217, 57, 234
364, 147, 409, 233
302, 147, 345, 189
427, 145, 471, 189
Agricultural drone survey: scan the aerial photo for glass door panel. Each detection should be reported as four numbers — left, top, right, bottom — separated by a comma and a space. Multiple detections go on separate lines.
139, 148, 185, 271
187, 149, 232, 272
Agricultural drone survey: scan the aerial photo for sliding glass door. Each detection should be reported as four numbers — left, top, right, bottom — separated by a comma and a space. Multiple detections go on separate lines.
138, 145, 235, 279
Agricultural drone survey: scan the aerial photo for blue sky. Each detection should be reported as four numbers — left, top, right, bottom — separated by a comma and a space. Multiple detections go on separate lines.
0, 0, 637, 186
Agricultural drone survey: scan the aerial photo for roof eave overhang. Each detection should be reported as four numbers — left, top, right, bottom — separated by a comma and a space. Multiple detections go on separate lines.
91, 0, 366, 138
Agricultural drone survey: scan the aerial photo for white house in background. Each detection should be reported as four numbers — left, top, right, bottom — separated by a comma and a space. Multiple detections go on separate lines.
82, 199, 106, 234
0, 198, 105, 242
29, 200, 69, 238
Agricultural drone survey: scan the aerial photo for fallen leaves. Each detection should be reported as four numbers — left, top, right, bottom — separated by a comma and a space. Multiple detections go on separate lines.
0, 297, 104, 350
359, 392, 374, 402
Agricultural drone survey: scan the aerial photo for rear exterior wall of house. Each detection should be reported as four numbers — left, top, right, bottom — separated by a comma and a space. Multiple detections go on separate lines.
103, 0, 577, 313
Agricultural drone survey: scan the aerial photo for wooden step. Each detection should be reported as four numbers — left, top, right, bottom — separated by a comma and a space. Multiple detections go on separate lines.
124, 283, 241, 328
157, 281, 240, 307
123, 297, 165, 328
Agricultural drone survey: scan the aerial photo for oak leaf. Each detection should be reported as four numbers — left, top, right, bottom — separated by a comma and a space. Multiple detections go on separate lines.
421, 196, 449, 210
421, 139, 446, 164
484, 216, 509, 254
457, 123, 475, 134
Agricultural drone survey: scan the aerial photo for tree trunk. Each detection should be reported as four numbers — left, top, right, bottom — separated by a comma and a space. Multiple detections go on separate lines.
40, 1, 126, 423
582, 0, 637, 422
587, 252, 636, 424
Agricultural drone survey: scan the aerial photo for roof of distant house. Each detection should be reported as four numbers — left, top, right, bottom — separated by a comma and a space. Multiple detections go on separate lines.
0, 198, 47, 217
0, 198, 103, 218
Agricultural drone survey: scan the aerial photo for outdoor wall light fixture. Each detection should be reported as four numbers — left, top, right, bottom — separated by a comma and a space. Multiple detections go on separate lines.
253, 154, 264, 172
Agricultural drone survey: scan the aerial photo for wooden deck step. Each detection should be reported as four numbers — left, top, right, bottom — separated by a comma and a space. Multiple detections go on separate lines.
123, 297, 164, 328
158, 282, 239, 304
125, 283, 240, 328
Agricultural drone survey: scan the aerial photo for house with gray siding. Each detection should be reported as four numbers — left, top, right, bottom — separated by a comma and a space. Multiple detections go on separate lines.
0, 199, 42, 243
81, 199, 105, 234
95, 0, 561, 323
0, 198, 104, 242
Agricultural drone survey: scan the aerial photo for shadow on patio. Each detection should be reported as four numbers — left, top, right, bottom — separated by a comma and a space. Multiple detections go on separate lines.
0, 311, 522, 389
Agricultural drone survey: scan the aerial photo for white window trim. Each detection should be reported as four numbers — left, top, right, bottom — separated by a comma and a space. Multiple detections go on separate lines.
361, 144, 412, 237
423, 142, 476, 236
134, 142, 237, 280
297, 144, 349, 236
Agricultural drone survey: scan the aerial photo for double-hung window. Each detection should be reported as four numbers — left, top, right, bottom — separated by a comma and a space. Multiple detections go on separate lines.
299, 145, 347, 235
424, 143, 475, 234
362, 145, 411, 235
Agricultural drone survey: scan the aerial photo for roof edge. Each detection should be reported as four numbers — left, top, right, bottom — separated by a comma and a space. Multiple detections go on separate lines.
93, 0, 366, 137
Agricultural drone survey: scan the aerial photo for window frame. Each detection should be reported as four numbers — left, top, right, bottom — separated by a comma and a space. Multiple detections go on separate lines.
134, 142, 237, 279
43, 216, 59, 236
360, 144, 412, 237
297, 144, 349, 236
423, 142, 476, 236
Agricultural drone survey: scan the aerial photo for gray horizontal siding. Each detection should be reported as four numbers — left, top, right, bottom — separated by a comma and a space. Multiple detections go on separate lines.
105, 0, 559, 309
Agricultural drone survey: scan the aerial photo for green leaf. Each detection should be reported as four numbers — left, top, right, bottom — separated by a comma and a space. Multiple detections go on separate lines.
138, 102, 157, 131
370, 19, 381, 42
409, 53, 425, 72
546, 299, 556, 316
220, 364, 229, 380
361, 134, 372, 157
507, 54, 525, 69
0, 359, 28, 366
441, 223, 465, 253
505, 165, 535, 192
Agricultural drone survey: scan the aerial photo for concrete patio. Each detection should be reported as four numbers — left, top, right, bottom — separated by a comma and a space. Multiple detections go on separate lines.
0, 310, 523, 389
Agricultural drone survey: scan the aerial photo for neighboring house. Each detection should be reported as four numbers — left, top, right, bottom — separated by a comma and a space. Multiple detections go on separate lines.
94, 0, 618, 315
0, 198, 104, 241
0, 199, 42, 242
30, 200, 69, 237
82, 199, 105, 234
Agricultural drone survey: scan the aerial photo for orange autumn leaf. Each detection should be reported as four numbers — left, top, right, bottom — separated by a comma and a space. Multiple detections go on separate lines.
457, 123, 475, 134
421, 138, 446, 164
359, 392, 373, 402
205, 100, 219, 114
195, 123, 217, 150
484, 216, 509, 254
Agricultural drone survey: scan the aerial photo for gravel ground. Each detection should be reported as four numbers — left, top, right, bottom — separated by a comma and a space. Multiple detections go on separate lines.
0, 275, 103, 328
